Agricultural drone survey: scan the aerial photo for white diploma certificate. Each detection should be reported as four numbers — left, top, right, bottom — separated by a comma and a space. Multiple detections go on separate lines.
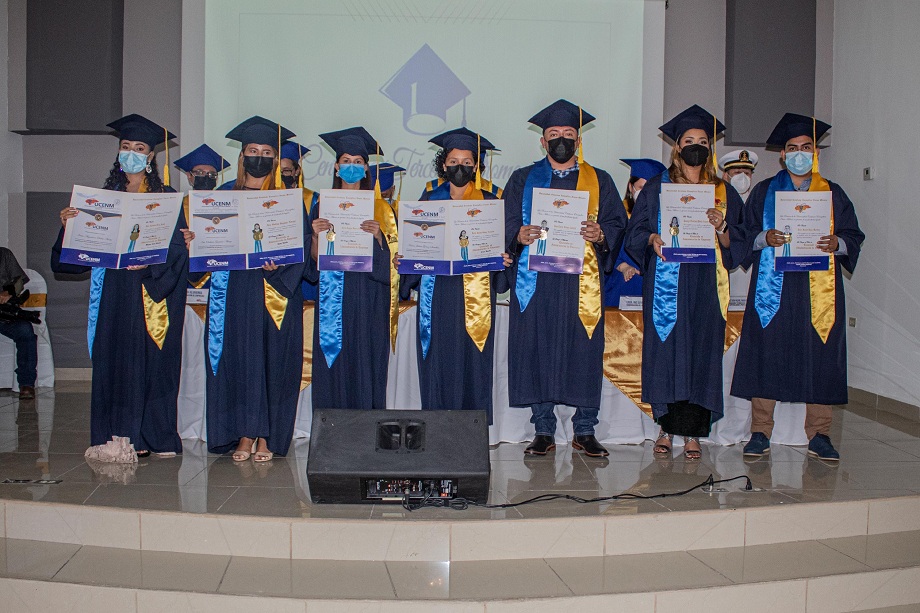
317, 189, 376, 273
774, 191, 832, 271
526, 188, 590, 274
659, 183, 716, 264
189, 189, 304, 272
398, 199, 505, 275
61, 186, 182, 269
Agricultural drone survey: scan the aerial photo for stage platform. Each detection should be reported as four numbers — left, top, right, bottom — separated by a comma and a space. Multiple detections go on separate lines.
1, 382, 920, 611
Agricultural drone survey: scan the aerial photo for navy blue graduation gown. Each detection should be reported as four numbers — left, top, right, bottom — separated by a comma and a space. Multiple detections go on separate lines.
603, 244, 643, 307
202, 182, 308, 455
504, 162, 626, 409
51, 186, 187, 453
624, 174, 746, 422
305, 195, 391, 410
399, 187, 510, 422
731, 173, 864, 405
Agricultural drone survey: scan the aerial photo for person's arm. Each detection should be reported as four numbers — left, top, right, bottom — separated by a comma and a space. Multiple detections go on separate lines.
50, 226, 91, 275
0, 247, 28, 288
592, 169, 627, 274
827, 182, 864, 274
143, 214, 189, 302
624, 176, 661, 271
503, 168, 528, 256
718, 182, 746, 270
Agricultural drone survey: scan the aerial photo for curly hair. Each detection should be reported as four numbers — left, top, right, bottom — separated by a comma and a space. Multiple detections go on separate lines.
432, 148, 485, 181
102, 154, 166, 193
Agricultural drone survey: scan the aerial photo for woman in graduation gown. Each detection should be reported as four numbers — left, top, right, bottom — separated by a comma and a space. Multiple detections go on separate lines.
52, 114, 187, 457
192, 116, 307, 461
604, 159, 668, 307
625, 105, 746, 460
305, 127, 392, 410
395, 128, 512, 422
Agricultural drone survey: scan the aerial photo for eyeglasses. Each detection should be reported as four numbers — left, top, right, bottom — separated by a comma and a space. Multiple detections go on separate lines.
191, 171, 218, 179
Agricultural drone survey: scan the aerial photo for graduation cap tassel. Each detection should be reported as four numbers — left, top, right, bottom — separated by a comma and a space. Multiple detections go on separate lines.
298, 144, 304, 189
475, 133, 482, 190
219, 155, 225, 188
275, 124, 283, 189
397, 171, 403, 202
489, 150, 493, 185
712, 115, 718, 172
374, 142, 383, 201
577, 107, 585, 165
812, 116, 820, 174
163, 128, 171, 187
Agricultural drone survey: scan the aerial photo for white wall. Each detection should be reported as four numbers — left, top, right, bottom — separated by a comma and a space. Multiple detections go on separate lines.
0, 0, 24, 256
821, 0, 920, 406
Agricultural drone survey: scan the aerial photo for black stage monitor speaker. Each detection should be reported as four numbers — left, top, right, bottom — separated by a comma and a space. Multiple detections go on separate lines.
307, 409, 490, 504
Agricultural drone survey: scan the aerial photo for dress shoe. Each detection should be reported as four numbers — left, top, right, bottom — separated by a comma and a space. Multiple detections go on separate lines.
524, 434, 556, 455
743, 432, 771, 457
807, 433, 840, 461
18, 386, 35, 400
572, 434, 609, 457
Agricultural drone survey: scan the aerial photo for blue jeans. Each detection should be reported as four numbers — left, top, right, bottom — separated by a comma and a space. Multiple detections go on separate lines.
531, 402, 599, 436
0, 320, 37, 387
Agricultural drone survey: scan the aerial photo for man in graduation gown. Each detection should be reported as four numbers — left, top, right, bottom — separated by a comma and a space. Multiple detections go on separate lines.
505, 99, 626, 457
732, 114, 864, 461
52, 114, 187, 456
201, 116, 307, 459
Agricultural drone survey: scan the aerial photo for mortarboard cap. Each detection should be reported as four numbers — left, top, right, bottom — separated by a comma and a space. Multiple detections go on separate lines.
368, 163, 406, 192
379, 44, 471, 135
107, 114, 175, 149
280, 141, 311, 162
429, 127, 498, 155
225, 116, 295, 148
719, 149, 759, 171
173, 144, 230, 173
528, 99, 595, 131
659, 105, 725, 142
318, 126, 382, 159
620, 158, 668, 181
766, 113, 831, 148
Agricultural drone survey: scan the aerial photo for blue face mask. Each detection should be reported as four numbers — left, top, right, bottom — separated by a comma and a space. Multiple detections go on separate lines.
785, 151, 814, 176
118, 150, 149, 174
337, 163, 366, 184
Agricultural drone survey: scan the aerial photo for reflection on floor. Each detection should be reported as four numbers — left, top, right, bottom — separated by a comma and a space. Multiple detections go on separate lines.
1, 381, 919, 520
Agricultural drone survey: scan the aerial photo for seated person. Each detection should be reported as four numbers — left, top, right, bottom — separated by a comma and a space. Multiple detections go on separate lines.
0, 247, 38, 399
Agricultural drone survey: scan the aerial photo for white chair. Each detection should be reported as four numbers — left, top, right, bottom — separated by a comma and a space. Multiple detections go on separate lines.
0, 268, 55, 390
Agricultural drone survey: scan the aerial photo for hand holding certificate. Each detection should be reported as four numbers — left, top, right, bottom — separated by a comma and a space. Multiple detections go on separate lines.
774, 191, 832, 271
659, 183, 717, 263
316, 190, 376, 273
526, 188, 589, 274
188, 189, 304, 272
60, 186, 183, 269
397, 199, 505, 275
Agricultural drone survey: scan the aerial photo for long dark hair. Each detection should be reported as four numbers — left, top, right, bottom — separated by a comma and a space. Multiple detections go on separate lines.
331, 155, 372, 190
432, 148, 485, 181
102, 154, 166, 193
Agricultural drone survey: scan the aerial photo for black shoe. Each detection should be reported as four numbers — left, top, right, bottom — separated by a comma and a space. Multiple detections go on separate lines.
524, 435, 556, 456
572, 435, 609, 457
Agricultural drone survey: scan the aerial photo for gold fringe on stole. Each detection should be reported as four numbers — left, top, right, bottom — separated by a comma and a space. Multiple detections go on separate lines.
142, 285, 169, 349
714, 182, 730, 320
575, 163, 602, 338
263, 279, 288, 330
808, 172, 835, 342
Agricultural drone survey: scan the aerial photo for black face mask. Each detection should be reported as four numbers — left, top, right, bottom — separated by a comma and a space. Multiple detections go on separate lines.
679, 144, 710, 167
242, 155, 274, 178
280, 174, 297, 188
445, 164, 475, 188
546, 137, 577, 164
192, 175, 217, 191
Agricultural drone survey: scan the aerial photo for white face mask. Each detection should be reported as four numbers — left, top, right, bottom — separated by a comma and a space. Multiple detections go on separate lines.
631, 188, 642, 202
730, 172, 751, 195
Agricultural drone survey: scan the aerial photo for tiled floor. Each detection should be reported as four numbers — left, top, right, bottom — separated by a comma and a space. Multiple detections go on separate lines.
1, 530, 920, 601
1, 382, 919, 519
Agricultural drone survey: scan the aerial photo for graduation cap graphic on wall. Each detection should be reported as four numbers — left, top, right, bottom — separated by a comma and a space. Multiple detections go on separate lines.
379, 44, 471, 136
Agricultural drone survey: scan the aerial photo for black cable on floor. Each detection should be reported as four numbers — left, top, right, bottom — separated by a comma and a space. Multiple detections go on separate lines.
401, 474, 753, 512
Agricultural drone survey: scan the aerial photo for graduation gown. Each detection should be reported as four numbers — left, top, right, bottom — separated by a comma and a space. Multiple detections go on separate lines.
305, 195, 391, 410
202, 182, 307, 455
504, 161, 626, 409
51, 186, 187, 453
624, 173, 746, 425
603, 244, 643, 307
399, 185, 510, 422
731, 173, 864, 405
